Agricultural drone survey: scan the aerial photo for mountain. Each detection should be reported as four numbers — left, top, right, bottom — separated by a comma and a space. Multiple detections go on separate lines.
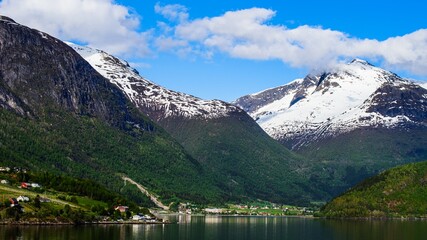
0, 15, 221, 204
321, 161, 427, 218
235, 59, 427, 148
69, 44, 328, 204
68, 43, 241, 121
235, 59, 427, 194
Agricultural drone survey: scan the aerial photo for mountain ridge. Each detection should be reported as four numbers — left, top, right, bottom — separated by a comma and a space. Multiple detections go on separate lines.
68, 43, 242, 122
235, 59, 427, 149
69, 42, 329, 204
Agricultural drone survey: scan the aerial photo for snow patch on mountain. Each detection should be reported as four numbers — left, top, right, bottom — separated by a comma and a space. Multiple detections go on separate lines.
68, 43, 240, 120
236, 59, 426, 149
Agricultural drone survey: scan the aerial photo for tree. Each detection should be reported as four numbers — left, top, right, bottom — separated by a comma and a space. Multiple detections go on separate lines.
125, 210, 131, 219
113, 210, 121, 220
3, 199, 11, 208
70, 196, 78, 204
6, 206, 21, 220
17, 171, 29, 182
63, 204, 71, 216
34, 195, 41, 208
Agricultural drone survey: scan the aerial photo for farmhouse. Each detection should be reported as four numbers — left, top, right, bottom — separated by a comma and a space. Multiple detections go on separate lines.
132, 215, 144, 221
39, 197, 51, 203
114, 206, 129, 213
17, 196, 30, 202
21, 182, 41, 189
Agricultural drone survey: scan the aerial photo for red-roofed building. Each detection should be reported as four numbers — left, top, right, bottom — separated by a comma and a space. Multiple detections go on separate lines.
114, 206, 129, 213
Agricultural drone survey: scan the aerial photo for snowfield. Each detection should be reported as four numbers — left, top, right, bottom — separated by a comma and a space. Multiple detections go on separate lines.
236, 59, 426, 149
68, 43, 241, 121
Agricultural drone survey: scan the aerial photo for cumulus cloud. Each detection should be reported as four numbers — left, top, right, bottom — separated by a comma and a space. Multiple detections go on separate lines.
0, 0, 150, 57
154, 3, 188, 23
2, 1, 426, 76
156, 6, 427, 76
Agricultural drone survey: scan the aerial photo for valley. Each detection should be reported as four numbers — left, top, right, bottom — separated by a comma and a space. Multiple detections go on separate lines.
0, 14, 426, 222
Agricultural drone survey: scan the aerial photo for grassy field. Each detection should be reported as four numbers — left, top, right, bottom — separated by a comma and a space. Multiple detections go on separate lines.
0, 184, 88, 209
0, 182, 109, 222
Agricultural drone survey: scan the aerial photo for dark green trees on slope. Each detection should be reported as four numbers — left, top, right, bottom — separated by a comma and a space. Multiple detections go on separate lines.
159, 113, 327, 205
321, 161, 427, 218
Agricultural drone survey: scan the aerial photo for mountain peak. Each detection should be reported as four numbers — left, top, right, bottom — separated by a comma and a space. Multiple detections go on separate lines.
0, 16, 16, 24
349, 58, 372, 66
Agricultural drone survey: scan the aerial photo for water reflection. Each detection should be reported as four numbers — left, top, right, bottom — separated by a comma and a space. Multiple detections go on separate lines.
1, 217, 427, 240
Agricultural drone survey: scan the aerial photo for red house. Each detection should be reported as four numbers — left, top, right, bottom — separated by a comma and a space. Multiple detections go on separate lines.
115, 206, 129, 213
21, 182, 29, 189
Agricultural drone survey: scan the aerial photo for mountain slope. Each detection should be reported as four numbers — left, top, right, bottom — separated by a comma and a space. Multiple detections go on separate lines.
235, 59, 427, 195
0, 15, 221, 204
321, 161, 427, 218
69, 44, 328, 204
236, 59, 426, 149
68, 43, 241, 122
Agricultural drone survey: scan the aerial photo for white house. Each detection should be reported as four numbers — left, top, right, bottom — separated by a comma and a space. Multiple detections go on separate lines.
17, 196, 30, 202
31, 183, 41, 188
132, 215, 144, 221
1, 179, 9, 184
203, 208, 223, 214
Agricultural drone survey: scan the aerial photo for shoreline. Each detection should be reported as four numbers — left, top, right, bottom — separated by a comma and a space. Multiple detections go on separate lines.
0, 220, 170, 226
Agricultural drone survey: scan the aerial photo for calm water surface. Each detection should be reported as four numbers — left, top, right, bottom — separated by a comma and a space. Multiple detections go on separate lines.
1, 215, 427, 240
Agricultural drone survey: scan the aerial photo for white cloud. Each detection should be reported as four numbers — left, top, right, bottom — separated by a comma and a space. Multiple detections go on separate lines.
157, 6, 427, 76
2, 1, 426, 77
155, 36, 188, 51
0, 0, 150, 57
154, 3, 188, 23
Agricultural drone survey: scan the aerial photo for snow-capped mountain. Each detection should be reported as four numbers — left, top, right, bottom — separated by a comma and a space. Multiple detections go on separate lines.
235, 59, 427, 149
67, 43, 324, 203
68, 43, 242, 121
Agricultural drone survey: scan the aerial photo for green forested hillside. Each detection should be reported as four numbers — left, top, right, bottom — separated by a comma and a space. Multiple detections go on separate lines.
321, 161, 427, 218
159, 113, 328, 205
0, 108, 221, 204
294, 127, 427, 198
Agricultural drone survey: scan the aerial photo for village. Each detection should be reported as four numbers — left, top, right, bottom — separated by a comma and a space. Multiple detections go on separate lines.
0, 166, 166, 224
177, 202, 317, 216
0, 166, 318, 224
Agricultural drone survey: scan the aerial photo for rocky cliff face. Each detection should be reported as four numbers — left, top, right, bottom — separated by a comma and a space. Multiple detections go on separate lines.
234, 75, 317, 115
366, 82, 427, 122
0, 16, 148, 130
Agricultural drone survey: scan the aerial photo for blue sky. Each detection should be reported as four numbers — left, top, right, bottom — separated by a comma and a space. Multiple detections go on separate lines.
1, 0, 426, 101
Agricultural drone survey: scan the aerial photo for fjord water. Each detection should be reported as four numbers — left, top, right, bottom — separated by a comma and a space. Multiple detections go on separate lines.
1, 216, 427, 240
